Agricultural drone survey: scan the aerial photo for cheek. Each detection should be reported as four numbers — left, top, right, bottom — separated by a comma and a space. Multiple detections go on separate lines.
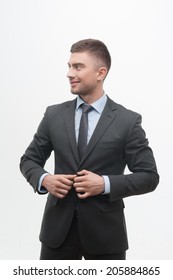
85, 73, 98, 84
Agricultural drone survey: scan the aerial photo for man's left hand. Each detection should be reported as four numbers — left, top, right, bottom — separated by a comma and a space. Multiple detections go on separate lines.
73, 169, 105, 199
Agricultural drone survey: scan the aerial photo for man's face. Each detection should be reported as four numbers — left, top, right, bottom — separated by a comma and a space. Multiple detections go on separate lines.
67, 52, 100, 96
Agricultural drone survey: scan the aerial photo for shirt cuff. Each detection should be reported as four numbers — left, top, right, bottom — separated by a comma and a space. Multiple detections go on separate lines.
102, 176, 110, 194
38, 173, 49, 194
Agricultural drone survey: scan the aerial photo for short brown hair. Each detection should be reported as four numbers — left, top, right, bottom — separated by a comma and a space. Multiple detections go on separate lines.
70, 39, 111, 73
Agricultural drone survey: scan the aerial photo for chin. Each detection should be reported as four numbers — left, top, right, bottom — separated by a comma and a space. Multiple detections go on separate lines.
71, 91, 78, 96
71, 89, 79, 95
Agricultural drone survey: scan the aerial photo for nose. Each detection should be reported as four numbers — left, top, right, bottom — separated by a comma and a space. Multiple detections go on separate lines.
67, 67, 75, 79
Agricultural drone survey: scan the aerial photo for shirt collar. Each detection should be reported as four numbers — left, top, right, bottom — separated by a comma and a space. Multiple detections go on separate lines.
76, 93, 107, 114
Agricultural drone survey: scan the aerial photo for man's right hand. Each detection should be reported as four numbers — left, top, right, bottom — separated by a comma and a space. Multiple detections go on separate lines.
42, 174, 76, 199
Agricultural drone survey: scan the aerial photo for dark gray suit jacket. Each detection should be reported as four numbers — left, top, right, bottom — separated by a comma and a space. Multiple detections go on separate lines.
20, 96, 159, 254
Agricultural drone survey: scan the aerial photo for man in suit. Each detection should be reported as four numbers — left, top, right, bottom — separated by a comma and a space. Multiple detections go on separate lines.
20, 39, 159, 260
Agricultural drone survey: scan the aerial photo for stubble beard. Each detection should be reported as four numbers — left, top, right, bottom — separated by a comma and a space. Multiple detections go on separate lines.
70, 83, 96, 98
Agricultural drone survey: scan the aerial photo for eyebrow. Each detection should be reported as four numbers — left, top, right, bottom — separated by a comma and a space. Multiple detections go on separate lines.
68, 62, 85, 67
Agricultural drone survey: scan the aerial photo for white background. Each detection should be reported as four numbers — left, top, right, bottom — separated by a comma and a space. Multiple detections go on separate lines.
0, 0, 172, 260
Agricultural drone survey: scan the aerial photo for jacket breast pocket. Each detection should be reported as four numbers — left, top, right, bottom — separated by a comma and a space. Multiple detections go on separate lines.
99, 141, 123, 150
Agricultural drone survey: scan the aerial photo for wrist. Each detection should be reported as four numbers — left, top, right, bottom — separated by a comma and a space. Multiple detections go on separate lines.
100, 176, 105, 193
42, 174, 51, 188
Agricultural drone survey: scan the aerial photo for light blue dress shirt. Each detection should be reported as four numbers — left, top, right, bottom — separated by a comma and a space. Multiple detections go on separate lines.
38, 94, 110, 194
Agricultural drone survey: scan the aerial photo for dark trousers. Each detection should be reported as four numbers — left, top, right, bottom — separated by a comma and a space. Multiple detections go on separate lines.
40, 214, 126, 260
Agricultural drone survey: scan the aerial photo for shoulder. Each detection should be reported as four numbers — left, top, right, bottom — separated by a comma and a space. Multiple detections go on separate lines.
107, 96, 141, 121
44, 99, 76, 116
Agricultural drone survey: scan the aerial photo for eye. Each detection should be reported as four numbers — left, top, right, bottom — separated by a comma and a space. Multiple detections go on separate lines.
75, 64, 82, 70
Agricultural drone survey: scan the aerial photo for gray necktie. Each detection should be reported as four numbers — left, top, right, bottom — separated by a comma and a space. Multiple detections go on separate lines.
78, 104, 92, 160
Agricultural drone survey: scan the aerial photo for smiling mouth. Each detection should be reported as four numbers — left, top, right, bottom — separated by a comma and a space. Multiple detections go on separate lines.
70, 81, 80, 86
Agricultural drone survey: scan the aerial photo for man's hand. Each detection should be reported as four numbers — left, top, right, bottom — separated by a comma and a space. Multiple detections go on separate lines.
42, 174, 76, 199
73, 169, 105, 199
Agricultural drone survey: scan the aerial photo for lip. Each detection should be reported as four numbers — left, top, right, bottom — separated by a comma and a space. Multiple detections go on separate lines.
70, 80, 80, 86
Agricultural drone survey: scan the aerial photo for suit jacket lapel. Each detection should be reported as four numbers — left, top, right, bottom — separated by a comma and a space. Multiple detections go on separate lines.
79, 97, 118, 166
63, 99, 80, 164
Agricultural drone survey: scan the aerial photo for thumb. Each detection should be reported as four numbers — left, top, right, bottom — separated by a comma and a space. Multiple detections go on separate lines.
77, 169, 89, 176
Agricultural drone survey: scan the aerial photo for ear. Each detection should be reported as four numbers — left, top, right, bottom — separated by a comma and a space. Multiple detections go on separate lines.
97, 67, 108, 81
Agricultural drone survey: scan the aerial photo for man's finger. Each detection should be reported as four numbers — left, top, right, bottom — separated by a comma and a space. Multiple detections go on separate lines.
77, 192, 89, 199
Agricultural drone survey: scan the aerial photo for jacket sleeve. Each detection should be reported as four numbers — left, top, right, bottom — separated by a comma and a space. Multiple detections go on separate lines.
19, 107, 53, 193
108, 115, 159, 202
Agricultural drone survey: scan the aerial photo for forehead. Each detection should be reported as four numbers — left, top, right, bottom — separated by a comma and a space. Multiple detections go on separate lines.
68, 51, 95, 65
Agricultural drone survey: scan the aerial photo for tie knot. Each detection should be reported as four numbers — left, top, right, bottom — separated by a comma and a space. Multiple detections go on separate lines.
81, 103, 92, 113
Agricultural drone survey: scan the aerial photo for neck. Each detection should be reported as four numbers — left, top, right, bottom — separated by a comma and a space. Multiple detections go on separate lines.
79, 91, 104, 105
